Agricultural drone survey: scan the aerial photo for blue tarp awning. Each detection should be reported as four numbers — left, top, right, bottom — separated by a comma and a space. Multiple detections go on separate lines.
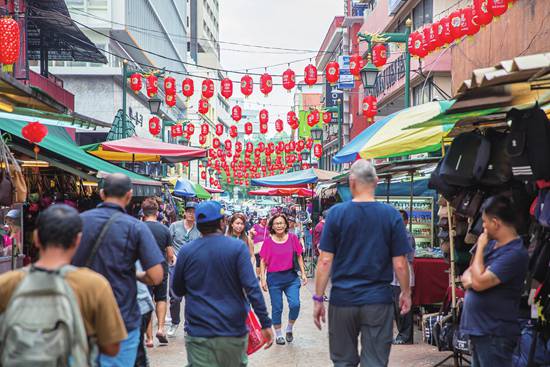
250, 168, 338, 188
337, 178, 435, 202
173, 179, 196, 198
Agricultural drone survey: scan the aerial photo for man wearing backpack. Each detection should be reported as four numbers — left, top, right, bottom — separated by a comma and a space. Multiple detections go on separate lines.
72, 173, 165, 366
0, 204, 127, 366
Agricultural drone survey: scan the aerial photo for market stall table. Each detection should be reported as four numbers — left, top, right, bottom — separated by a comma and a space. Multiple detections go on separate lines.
413, 257, 449, 306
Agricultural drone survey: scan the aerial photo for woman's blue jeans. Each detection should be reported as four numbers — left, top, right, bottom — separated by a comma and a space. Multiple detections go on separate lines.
267, 275, 301, 326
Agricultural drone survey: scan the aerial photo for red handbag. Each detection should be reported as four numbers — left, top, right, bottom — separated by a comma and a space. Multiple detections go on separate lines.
245, 310, 265, 355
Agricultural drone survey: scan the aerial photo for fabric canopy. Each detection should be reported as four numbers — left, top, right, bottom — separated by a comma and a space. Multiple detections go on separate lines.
333, 100, 454, 164
249, 188, 314, 197
250, 168, 338, 188
173, 179, 196, 198
193, 183, 211, 200
204, 186, 224, 194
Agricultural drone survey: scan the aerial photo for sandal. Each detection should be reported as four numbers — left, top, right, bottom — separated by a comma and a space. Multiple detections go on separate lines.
145, 339, 154, 348
156, 332, 168, 345
276, 336, 286, 345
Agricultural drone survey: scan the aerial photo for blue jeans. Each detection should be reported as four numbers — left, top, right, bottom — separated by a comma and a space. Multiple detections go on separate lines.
99, 327, 140, 367
470, 335, 517, 367
267, 273, 301, 326
168, 264, 183, 325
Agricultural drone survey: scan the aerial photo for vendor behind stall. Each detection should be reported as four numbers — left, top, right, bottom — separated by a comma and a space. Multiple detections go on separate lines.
2, 210, 22, 257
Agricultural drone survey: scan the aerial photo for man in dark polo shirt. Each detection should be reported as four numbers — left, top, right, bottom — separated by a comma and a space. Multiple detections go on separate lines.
73, 173, 164, 367
460, 195, 529, 366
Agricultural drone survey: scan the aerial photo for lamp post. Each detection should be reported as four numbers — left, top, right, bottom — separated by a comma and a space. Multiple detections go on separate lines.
311, 126, 323, 169
358, 18, 413, 108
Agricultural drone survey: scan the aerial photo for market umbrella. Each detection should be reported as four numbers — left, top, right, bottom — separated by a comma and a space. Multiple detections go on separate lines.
249, 188, 315, 197
204, 186, 224, 194
250, 168, 338, 188
333, 100, 455, 164
192, 183, 211, 200
173, 178, 196, 198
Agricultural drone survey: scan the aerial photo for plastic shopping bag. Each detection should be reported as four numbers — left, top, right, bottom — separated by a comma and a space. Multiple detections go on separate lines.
246, 310, 265, 355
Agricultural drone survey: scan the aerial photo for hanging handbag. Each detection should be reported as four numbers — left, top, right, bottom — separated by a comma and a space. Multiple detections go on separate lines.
0, 168, 13, 206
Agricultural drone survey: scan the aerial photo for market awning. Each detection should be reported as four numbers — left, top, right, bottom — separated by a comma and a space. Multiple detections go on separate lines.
172, 179, 211, 199
333, 100, 454, 164
250, 168, 339, 188
0, 118, 161, 194
204, 186, 224, 194
0, 108, 110, 131
249, 188, 314, 197
193, 183, 211, 200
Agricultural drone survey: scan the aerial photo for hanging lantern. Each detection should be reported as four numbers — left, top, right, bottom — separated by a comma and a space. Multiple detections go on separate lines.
307, 112, 317, 127
275, 119, 284, 133
313, 144, 323, 159
287, 111, 298, 129
362, 95, 378, 119
148, 116, 161, 136
0, 17, 20, 67
221, 78, 233, 99
235, 141, 243, 152
231, 105, 242, 122
474, 0, 494, 26
322, 111, 332, 124
288, 140, 296, 152
349, 54, 363, 79
186, 123, 195, 136
372, 44, 388, 68
198, 98, 209, 114
165, 93, 176, 108
200, 171, 207, 180
411, 32, 427, 58
199, 134, 207, 145
304, 64, 318, 86
449, 10, 464, 41
306, 137, 314, 149
297, 139, 305, 152
215, 123, 224, 136
164, 76, 176, 95
201, 123, 210, 136
258, 142, 266, 152
244, 122, 253, 135
182, 78, 194, 99
146, 74, 159, 97
21, 121, 48, 144
282, 68, 296, 92
129, 73, 142, 93
229, 125, 238, 138
461, 7, 480, 37
213, 137, 221, 149
240, 75, 253, 97
202, 79, 215, 99
259, 109, 269, 124
246, 142, 253, 153
224, 139, 232, 151
325, 61, 340, 85
260, 73, 273, 96
439, 16, 454, 45
422, 27, 436, 53
312, 109, 320, 124
260, 122, 268, 134
488, 0, 508, 16
171, 124, 184, 137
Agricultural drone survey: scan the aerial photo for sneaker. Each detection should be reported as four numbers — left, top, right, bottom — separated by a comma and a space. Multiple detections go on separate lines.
167, 324, 179, 338
285, 332, 294, 343
276, 336, 286, 345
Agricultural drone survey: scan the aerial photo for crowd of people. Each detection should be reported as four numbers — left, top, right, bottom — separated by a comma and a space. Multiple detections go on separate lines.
0, 158, 530, 367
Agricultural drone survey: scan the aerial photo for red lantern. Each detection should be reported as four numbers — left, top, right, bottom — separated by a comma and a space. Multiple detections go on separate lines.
260, 73, 273, 96
282, 68, 296, 92
221, 78, 233, 99
461, 7, 480, 37
449, 10, 464, 41
165, 93, 176, 108
146, 75, 158, 97
215, 123, 224, 136
240, 75, 253, 97
307, 112, 317, 127
312, 110, 320, 124
199, 134, 207, 145
213, 137, 221, 149
231, 105, 242, 122
433, 21, 445, 48
362, 95, 378, 119
171, 124, 183, 137
322, 111, 332, 124
201, 124, 209, 136
313, 144, 323, 159
304, 64, 318, 86
488, 0, 508, 17
422, 27, 436, 53
287, 111, 298, 129
411, 32, 427, 58
325, 61, 340, 85
164, 76, 176, 95
0, 17, 20, 66
21, 121, 48, 143
439, 16, 454, 44
275, 119, 284, 133
372, 44, 388, 67
200, 171, 206, 180
198, 98, 209, 114
244, 122, 253, 135
474, 0, 493, 26
296, 140, 305, 152
129, 73, 142, 93
349, 54, 363, 79
202, 79, 214, 99
260, 122, 268, 134
186, 123, 195, 136
258, 142, 265, 152
306, 138, 314, 149
246, 142, 253, 153
229, 125, 238, 138
148, 116, 161, 136
235, 141, 243, 152
259, 109, 269, 124
224, 139, 232, 151
182, 78, 194, 99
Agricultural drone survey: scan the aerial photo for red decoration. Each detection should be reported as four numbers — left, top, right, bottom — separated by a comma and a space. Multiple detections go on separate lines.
260, 73, 273, 96
201, 171, 207, 180
287, 111, 298, 129
182, 78, 194, 99
0, 17, 20, 65
410, 32, 427, 58
235, 142, 243, 152
186, 123, 195, 136
296, 140, 305, 152
146, 75, 158, 97
202, 79, 214, 99
246, 142, 253, 153
362, 95, 378, 119
461, 7, 480, 37
325, 61, 340, 85
199, 134, 207, 145
422, 27, 436, 53
229, 125, 238, 138
488, 0, 508, 16
245, 122, 253, 135
313, 144, 323, 159
215, 123, 224, 136
440, 16, 454, 44
221, 78, 233, 99
306, 137, 314, 149
372, 44, 388, 68
241, 75, 253, 97
259, 109, 269, 124
322, 111, 332, 124
275, 119, 284, 133
129, 73, 142, 93
349, 54, 363, 78
198, 98, 209, 114
282, 68, 296, 92
449, 10, 464, 41
304, 64, 318, 86
213, 137, 221, 148
260, 122, 268, 134
21, 121, 48, 143
164, 76, 176, 95
474, 0, 494, 26
148, 116, 161, 136
201, 124, 209, 136
171, 124, 183, 137
165, 93, 176, 108
232, 105, 242, 122
224, 139, 232, 151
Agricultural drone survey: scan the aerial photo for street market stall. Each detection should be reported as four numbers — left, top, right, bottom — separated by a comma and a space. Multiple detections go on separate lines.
249, 187, 315, 197
250, 168, 338, 188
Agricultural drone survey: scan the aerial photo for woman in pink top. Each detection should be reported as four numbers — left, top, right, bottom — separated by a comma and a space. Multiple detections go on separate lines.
250, 215, 268, 277
260, 214, 307, 346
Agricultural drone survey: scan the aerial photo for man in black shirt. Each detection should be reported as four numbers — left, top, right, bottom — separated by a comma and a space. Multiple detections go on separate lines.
141, 198, 173, 345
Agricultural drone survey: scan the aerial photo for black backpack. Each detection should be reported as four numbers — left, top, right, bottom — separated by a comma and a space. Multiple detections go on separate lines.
479, 129, 512, 186
428, 160, 460, 201
440, 131, 491, 187
506, 103, 550, 181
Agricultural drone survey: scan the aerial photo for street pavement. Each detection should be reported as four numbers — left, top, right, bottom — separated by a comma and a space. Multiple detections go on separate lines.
149, 282, 455, 366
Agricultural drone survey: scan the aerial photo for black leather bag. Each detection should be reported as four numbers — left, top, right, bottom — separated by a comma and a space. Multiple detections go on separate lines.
440, 131, 491, 187
428, 160, 460, 201
452, 190, 485, 218
479, 129, 512, 186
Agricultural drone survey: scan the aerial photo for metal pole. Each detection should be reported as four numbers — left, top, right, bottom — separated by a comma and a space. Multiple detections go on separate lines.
320, 130, 324, 169
386, 177, 391, 203
404, 20, 412, 108
409, 171, 414, 233
197, 160, 200, 183
337, 98, 342, 153
122, 60, 128, 138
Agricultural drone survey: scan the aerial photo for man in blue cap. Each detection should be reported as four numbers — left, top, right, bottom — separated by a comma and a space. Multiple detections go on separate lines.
172, 200, 273, 366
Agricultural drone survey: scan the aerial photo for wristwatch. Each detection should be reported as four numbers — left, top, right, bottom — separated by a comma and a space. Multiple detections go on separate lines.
312, 294, 324, 303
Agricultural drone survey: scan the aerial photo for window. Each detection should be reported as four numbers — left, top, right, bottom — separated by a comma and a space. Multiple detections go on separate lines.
412, 79, 433, 106
412, 0, 433, 29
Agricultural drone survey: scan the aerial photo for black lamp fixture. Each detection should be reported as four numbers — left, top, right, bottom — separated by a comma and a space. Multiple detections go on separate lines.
148, 97, 162, 115
311, 127, 323, 141
360, 60, 379, 90
300, 150, 310, 162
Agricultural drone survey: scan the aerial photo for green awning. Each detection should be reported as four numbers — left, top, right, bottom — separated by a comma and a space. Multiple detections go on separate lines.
406, 107, 503, 129
0, 108, 109, 130
193, 183, 211, 200
0, 118, 161, 190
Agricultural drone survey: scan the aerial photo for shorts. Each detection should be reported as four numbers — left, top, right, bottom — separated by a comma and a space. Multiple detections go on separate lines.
149, 264, 168, 302
255, 254, 261, 268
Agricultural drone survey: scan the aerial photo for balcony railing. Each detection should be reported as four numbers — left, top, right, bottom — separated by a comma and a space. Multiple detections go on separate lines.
372, 54, 406, 98
25, 70, 75, 111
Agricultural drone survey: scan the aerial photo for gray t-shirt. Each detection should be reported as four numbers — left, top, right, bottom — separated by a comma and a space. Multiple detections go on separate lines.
169, 220, 201, 254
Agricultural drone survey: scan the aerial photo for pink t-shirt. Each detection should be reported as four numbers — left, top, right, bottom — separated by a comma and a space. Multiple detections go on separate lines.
253, 224, 268, 244
260, 233, 303, 273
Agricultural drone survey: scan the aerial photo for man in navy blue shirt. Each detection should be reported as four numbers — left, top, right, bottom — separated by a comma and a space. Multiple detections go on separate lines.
73, 173, 165, 367
314, 159, 412, 367
172, 201, 273, 366
460, 195, 529, 367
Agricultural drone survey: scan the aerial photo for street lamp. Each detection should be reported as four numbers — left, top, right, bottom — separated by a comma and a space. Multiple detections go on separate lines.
300, 151, 310, 162
148, 97, 162, 115
360, 61, 380, 90
311, 128, 323, 141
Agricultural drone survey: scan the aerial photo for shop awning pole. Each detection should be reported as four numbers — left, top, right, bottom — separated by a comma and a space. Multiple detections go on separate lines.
409, 171, 414, 233
386, 177, 391, 203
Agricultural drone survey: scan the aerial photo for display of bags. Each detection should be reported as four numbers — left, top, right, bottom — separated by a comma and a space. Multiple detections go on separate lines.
535, 189, 550, 228
479, 129, 512, 186
452, 190, 485, 218
428, 160, 460, 201
440, 131, 491, 187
